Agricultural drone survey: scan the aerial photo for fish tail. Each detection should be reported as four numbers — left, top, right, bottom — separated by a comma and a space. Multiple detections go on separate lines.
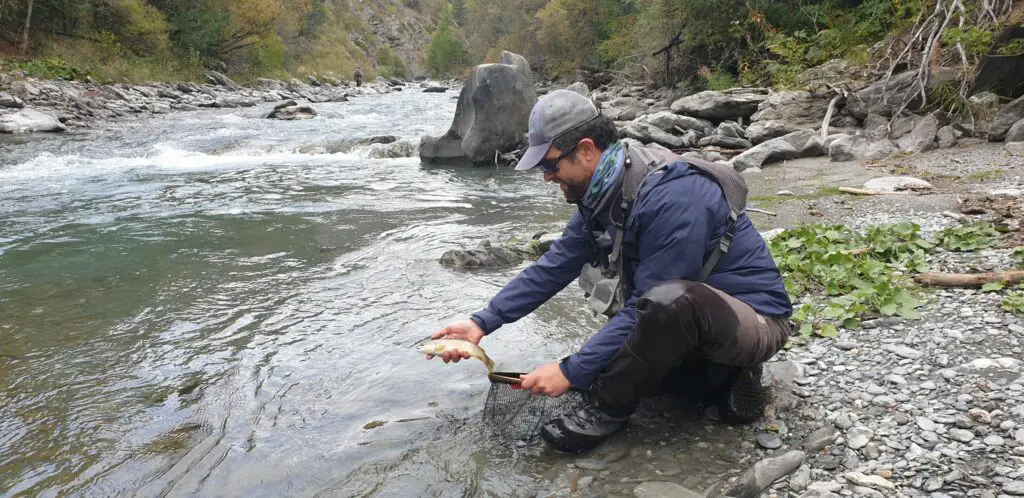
485, 357, 494, 373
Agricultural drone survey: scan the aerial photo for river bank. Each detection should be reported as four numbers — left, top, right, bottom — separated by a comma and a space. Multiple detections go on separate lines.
0, 70, 459, 133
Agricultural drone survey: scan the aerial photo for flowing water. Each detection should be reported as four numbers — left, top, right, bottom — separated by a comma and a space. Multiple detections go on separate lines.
1, 89, 749, 497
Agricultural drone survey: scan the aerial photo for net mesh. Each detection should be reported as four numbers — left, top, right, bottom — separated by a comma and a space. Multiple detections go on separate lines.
482, 383, 585, 441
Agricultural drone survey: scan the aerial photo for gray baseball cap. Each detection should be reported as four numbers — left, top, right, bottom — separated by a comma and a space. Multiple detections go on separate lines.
515, 89, 600, 171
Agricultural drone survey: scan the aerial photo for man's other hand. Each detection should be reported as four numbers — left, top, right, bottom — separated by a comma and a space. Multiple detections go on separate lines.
521, 362, 571, 397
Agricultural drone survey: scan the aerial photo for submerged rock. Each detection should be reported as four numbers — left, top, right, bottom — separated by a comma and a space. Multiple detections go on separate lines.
439, 233, 559, 269
266, 101, 318, 120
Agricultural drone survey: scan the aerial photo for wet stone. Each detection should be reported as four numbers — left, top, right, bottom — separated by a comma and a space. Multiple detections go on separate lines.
758, 432, 783, 449
574, 458, 608, 471
632, 481, 702, 498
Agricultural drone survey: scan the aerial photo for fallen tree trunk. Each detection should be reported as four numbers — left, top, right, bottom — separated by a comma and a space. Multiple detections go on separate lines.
914, 270, 1024, 287
838, 187, 919, 196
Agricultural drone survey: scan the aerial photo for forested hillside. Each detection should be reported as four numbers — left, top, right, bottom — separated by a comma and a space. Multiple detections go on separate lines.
1, 0, 1021, 91
0, 0, 446, 82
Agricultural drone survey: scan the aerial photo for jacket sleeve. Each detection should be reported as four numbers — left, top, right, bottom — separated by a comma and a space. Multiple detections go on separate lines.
470, 210, 592, 334
559, 175, 722, 389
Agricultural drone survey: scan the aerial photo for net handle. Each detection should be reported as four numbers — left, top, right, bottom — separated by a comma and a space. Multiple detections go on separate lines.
488, 371, 525, 388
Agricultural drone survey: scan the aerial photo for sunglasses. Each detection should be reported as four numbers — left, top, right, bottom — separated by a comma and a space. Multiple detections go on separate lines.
538, 143, 578, 174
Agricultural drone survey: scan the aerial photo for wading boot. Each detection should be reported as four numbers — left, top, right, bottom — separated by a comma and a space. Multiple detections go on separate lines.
718, 363, 771, 424
539, 397, 630, 453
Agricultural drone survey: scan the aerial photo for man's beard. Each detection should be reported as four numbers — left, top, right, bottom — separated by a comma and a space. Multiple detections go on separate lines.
561, 181, 588, 203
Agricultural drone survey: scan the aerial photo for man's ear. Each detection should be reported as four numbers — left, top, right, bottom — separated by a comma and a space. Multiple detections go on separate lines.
577, 138, 598, 161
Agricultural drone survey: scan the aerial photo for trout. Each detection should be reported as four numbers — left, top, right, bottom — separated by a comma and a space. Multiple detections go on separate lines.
419, 339, 494, 372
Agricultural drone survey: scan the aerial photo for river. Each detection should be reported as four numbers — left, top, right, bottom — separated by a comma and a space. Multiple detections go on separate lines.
1, 86, 767, 497
0, 87, 598, 495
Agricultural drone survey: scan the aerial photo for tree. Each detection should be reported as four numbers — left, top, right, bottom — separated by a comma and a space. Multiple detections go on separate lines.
425, 1, 470, 76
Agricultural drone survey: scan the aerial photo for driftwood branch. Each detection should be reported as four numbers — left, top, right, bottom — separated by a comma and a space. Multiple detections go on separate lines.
838, 187, 918, 195
821, 92, 844, 141
747, 207, 778, 216
914, 270, 1024, 287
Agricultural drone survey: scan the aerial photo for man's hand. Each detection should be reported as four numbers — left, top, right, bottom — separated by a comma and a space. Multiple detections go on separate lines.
520, 362, 572, 397
425, 319, 485, 364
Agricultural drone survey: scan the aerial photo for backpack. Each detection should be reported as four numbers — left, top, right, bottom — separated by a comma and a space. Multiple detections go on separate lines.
577, 141, 749, 317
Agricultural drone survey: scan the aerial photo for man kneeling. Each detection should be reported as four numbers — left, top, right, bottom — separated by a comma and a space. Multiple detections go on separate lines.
428, 90, 793, 453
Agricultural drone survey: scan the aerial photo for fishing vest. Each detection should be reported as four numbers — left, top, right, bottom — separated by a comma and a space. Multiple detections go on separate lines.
576, 142, 749, 317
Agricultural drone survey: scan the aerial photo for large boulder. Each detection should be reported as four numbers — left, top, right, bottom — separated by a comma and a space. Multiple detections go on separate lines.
419, 51, 537, 165
747, 90, 832, 144
643, 111, 712, 135
0, 108, 66, 133
970, 23, 1024, 99
0, 91, 24, 108
669, 88, 770, 121
796, 58, 874, 92
564, 81, 590, 97
846, 67, 959, 118
746, 121, 802, 144
1006, 118, 1024, 143
989, 95, 1024, 141
729, 129, 824, 171
620, 121, 685, 149
827, 134, 897, 161
750, 90, 831, 124
897, 113, 940, 152
205, 70, 242, 91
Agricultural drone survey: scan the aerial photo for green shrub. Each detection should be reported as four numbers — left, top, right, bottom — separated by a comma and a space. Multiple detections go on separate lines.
376, 45, 408, 78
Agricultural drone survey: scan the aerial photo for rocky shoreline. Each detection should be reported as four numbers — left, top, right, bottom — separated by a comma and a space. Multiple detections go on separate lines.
476, 149, 1024, 498
0, 70, 459, 133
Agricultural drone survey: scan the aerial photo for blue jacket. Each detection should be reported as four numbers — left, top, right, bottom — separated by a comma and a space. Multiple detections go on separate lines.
470, 160, 792, 389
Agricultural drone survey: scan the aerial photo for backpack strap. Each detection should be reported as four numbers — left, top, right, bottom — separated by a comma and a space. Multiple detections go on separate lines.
617, 143, 748, 284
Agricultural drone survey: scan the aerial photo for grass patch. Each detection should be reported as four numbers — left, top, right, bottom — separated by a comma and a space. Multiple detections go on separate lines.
750, 186, 858, 205
772, 221, 1008, 345
966, 169, 1006, 182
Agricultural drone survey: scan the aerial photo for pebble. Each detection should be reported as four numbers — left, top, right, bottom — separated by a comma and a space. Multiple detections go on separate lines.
984, 435, 1005, 446
924, 476, 944, 491
790, 467, 811, 492
803, 427, 838, 452
882, 345, 922, 359
846, 426, 873, 449
950, 429, 975, 442
844, 471, 896, 490
1016, 428, 1024, 444
916, 416, 936, 432
757, 433, 783, 450
1004, 481, 1024, 496
969, 408, 992, 424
